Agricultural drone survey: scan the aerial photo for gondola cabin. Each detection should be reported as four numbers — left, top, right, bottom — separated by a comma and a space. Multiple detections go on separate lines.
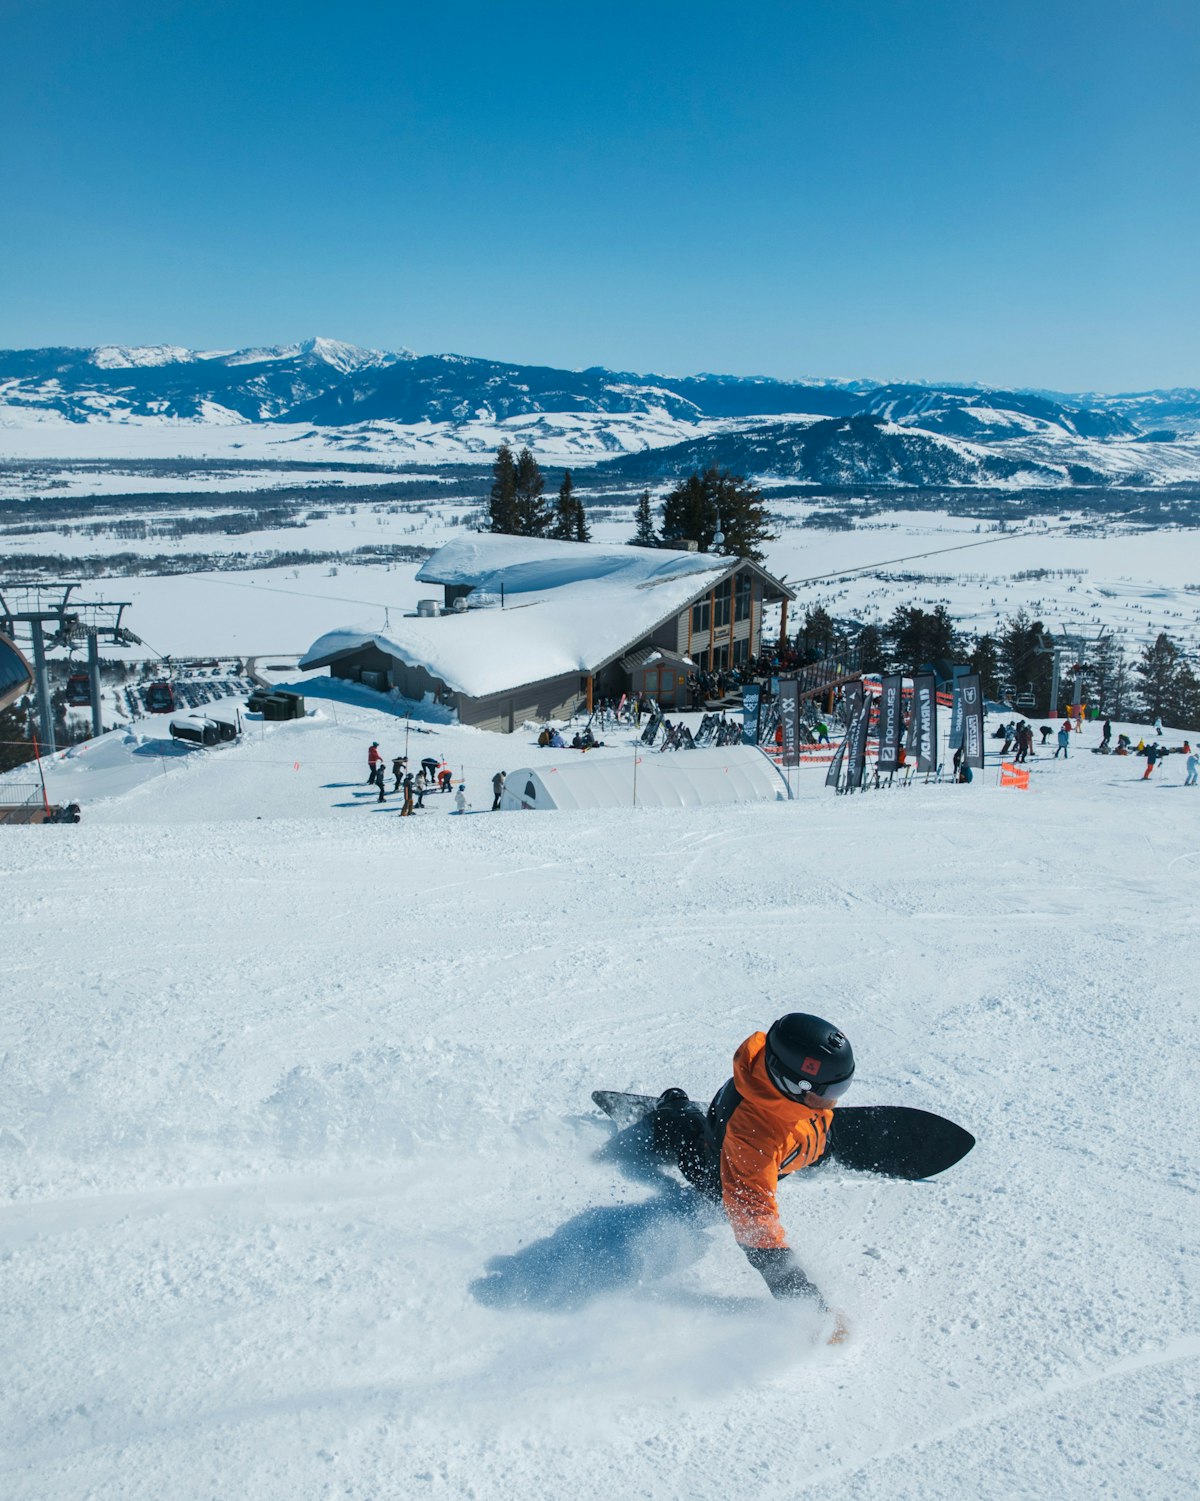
145, 681, 175, 713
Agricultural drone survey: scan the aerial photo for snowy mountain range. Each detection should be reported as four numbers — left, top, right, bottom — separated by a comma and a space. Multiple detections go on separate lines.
2, 338, 1199, 486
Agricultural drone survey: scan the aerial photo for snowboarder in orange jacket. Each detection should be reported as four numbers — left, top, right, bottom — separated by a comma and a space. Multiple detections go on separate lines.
653, 1014, 854, 1308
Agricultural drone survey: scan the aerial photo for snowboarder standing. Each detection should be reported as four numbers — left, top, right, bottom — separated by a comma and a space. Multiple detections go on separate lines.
492, 770, 506, 810
651, 1015, 854, 1322
1054, 725, 1071, 759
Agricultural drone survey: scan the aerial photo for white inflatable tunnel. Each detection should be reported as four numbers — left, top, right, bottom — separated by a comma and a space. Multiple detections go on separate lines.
498, 745, 791, 812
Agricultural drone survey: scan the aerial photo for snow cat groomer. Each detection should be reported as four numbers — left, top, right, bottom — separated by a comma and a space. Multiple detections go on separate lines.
652, 1013, 854, 1310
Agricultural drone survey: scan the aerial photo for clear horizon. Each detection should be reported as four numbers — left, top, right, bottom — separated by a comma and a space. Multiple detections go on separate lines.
3, 1, 1197, 391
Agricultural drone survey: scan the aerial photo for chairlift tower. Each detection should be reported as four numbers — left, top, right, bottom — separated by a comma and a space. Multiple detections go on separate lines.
1048, 625, 1109, 718
0, 581, 140, 752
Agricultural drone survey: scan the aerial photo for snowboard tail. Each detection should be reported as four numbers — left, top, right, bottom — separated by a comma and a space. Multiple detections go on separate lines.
591, 1090, 974, 1180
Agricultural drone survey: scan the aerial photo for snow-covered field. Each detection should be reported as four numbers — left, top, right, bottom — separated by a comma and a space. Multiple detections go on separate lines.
2, 688, 1198, 1501
7, 505, 1195, 664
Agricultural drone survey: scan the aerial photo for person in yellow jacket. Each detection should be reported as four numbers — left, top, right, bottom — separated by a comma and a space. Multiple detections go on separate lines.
652, 1014, 854, 1308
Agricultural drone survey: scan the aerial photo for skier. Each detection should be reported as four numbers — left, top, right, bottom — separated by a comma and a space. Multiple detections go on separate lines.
454, 784, 468, 814
1186, 750, 1198, 787
391, 754, 407, 792
1054, 725, 1071, 759
651, 1015, 854, 1322
400, 773, 415, 816
1039, 725, 1053, 745
438, 764, 454, 793
815, 721, 830, 745
1142, 741, 1160, 780
1154, 715, 1164, 738
492, 770, 506, 810
1101, 719, 1112, 751
367, 742, 384, 787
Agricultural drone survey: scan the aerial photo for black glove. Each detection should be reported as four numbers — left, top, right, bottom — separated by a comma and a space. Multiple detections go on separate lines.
742, 1245, 827, 1308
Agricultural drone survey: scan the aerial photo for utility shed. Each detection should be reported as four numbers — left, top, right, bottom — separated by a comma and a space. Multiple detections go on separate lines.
498, 745, 791, 812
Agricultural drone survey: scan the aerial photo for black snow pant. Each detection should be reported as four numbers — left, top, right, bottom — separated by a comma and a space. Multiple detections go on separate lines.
651, 1099, 722, 1204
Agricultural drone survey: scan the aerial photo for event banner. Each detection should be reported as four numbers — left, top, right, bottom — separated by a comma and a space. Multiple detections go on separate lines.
961, 672, 985, 768
825, 734, 848, 788
741, 683, 761, 745
948, 665, 969, 749
844, 679, 863, 727
877, 674, 903, 772
779, 678, 800, 764
911, 672, 938, 773
846, 692, 873, 789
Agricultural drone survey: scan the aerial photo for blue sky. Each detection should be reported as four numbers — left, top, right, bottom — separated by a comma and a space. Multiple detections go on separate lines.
2, 0, 1196, 389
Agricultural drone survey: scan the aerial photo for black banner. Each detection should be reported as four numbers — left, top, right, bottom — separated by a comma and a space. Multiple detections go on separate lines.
843, 679, 863, 731
741, 683, 761, 745
911, 672, 938, 773
779, 678, 800, 765
825, 735, 847, 789
846, 692, 873, 790
877, 674, 903, 772
948, 665, 969, 749
961, 671, 985, 769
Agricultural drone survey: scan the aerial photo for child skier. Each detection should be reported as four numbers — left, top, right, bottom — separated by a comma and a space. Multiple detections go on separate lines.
651, 1014, 854, 1315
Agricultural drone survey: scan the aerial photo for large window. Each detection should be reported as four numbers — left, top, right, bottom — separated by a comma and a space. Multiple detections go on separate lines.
691, 597, 711, 633
714, 578, 733, 629
733, 637, 749, 667
735, 572, 753, 622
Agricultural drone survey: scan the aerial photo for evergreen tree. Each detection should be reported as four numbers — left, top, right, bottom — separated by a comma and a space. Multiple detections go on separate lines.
660, 466, 770, 560
1000, 610, 1052, 712
513, 447, 550, 537
550, 470, 577, 541
630, 490, 658, 547
969, 633, 1001, 700
1086, 633, 1125, 716
1136, 632, 1182, 720
0, 699, 34, 773
856, 622, 886, 674
487, 443, 519, 534
797, 605, 836, 663
887, 604, 960, 675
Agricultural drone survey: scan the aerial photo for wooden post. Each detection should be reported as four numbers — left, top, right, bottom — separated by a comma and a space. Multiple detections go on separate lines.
779, 597, 789, 646
586, 674, 594, 714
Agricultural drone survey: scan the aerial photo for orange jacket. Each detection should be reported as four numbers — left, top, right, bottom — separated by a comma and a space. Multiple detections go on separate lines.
717, 1032, 834, 1250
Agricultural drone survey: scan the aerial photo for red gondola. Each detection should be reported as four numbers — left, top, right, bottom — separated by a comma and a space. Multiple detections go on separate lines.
145, 681, 175, 713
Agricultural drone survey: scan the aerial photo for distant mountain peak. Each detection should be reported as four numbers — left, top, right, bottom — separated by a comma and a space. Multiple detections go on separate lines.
298, 336, 401, 374
89, 344, 197, 369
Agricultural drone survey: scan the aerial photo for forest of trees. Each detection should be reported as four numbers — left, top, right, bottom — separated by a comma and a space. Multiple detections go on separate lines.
792, 603, 1200, 723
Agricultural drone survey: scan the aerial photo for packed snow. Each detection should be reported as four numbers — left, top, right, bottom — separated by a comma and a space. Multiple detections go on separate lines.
1, 681, 1197, 1501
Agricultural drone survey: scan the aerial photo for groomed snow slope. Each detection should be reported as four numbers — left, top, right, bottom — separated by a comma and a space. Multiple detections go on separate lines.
1, 703, 1198, 1501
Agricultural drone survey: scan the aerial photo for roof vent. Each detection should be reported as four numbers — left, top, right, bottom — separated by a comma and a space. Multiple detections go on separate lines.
416, 599, 440, 617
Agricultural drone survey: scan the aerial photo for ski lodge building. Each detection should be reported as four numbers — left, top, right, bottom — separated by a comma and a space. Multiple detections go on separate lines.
300, 534, 794, 733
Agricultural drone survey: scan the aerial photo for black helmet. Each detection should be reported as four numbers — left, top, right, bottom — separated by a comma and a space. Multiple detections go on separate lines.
764, 1013, 855, 1103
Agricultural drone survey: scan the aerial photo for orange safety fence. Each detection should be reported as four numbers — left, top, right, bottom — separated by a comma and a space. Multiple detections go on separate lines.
999, 762, 1030, 789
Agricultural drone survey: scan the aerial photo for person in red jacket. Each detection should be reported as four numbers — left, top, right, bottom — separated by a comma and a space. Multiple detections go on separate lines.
652, 1014, 854, 1310
366, 741, 384, 788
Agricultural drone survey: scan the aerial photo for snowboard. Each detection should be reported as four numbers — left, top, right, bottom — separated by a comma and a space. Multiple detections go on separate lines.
592, 1090, 974, 1181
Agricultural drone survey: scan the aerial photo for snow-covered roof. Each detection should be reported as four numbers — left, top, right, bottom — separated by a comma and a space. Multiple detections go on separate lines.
303, 535, 790, 699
